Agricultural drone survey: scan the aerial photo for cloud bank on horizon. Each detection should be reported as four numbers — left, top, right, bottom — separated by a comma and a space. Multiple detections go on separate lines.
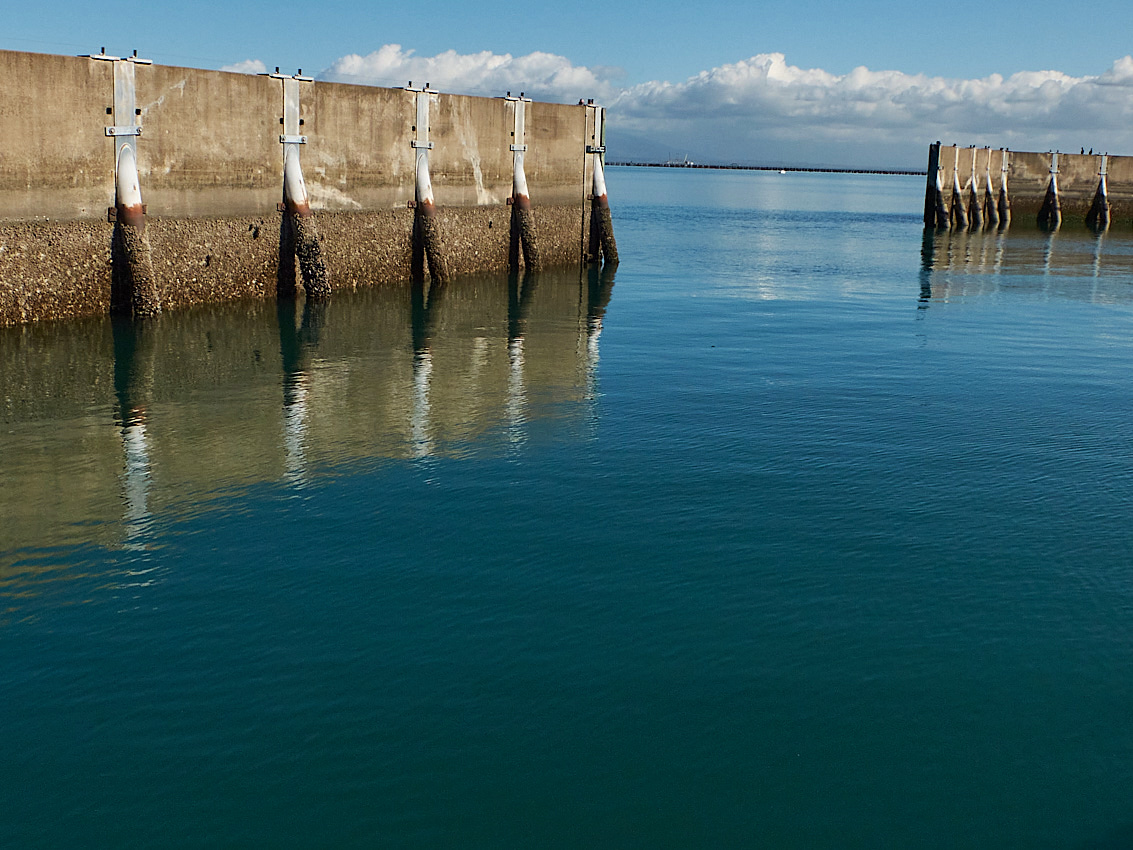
231, 46, 1133, 169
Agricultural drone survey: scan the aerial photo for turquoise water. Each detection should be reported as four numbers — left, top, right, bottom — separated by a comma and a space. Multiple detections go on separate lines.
4, 168, 1133, 847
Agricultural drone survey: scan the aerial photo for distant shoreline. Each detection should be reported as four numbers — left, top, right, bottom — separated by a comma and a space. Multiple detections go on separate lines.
608, 162, 925, 176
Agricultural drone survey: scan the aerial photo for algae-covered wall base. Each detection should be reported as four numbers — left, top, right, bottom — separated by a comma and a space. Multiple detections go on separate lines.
0, 204, 586, 323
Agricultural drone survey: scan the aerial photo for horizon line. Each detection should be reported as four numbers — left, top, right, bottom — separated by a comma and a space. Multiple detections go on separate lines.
608, 161, 926, 177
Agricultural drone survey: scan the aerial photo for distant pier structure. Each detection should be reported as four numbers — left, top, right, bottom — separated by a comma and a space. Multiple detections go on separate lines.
925, 142, 1133, 231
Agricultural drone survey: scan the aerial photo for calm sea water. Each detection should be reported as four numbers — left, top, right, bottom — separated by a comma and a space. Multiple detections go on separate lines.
4, 168, 1133, 848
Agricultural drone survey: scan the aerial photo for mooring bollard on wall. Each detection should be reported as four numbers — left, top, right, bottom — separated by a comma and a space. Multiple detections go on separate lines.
92, 50, 160, 317
506, 93, 540, 273
271, 70, 329, 299
586, 103, 618, 265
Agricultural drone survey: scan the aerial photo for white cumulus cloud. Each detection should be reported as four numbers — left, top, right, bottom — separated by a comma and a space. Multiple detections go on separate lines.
220, 59, 268, 75
288, 46, 1133, 168
610, 53, 1133, 167
319, 44, 617, 103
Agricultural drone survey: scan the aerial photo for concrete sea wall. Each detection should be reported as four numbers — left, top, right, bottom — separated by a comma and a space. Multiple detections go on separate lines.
0, 49, 610, 325
925, 142, 1133, 229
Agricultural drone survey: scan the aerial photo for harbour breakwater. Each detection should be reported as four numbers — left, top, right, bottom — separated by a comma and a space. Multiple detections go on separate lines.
924, 142, 1133, 230
0, 49, 616, 326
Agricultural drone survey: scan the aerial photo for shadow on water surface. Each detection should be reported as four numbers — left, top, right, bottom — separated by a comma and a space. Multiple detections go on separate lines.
0, 266, 614, 600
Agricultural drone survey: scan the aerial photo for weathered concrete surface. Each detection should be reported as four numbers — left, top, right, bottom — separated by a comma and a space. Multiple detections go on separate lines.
0, 49, 605, 325
926, 143, 1133, 226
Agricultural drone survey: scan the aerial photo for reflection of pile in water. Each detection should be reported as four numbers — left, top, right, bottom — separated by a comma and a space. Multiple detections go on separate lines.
919, 228, 1133, 305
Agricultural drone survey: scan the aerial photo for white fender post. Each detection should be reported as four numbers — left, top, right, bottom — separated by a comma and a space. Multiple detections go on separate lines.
1086, 154, 1111, 231
983, 147, 999, 229
933, 165, 949, 229
508, 93, 540, 272
282, 144, 329, 299
997, 149, 1011, 227
1038, 151, 1061, 230
276, 73, 329, 299
949, 147, 968, 230
103, 52, 159, 317
586, 103, 618, 265
412, 85, 449, 284
112, 140, 160, 317
967, 146, 982, 230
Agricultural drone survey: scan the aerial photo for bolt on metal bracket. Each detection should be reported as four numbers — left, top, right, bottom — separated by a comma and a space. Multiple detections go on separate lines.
106, 126, 143, 136
280, 135, 307, 144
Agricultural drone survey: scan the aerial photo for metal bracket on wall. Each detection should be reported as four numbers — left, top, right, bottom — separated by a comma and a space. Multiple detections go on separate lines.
1099, 154, 1108, 177
503, 92, 531, 152
587, 104, 608, 167
279, 77, 304, 153
1050, 152, 1060, 174
408, 85, 440, 150
88, 51, 149, 176
408, 85, 440, 206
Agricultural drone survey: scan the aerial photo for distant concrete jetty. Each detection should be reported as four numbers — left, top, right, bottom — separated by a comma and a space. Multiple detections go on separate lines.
0, 49, 616, 326
924, 142, 1131, 231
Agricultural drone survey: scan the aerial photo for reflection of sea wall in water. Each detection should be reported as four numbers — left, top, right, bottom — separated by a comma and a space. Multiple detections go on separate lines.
0, 50, 613, 325
919, 229, 1133, 304
0, 267, 612, 574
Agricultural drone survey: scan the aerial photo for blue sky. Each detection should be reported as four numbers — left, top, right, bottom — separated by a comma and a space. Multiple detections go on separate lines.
7, 0, 1133, 168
